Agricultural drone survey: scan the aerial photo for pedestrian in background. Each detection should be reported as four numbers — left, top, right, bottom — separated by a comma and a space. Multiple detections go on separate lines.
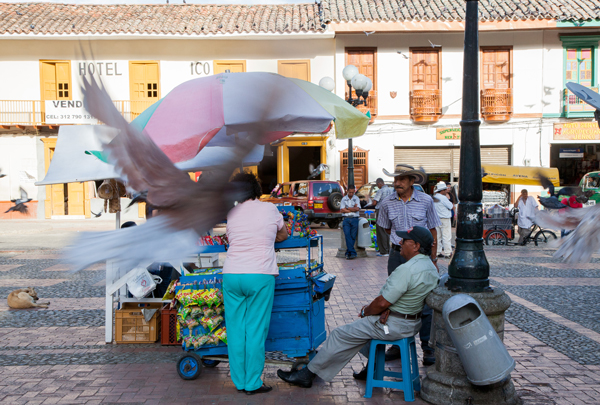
372, 178, 394, 257
377, 164, 441, 366
433, 181, 453, 258
515, 189, 538, 245
340, 185, 361, 260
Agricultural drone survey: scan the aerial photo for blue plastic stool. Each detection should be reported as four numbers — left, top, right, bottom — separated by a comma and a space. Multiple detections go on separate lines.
364, 337, 420, 401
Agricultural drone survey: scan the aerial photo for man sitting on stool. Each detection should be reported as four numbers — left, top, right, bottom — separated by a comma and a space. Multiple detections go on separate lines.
277, 226, 439, 387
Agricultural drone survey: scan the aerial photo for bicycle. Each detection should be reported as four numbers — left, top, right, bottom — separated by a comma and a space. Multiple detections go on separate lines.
484, 208, 557, 247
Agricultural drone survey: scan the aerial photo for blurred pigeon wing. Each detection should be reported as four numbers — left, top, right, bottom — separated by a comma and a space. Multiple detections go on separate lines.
19, 187, 28, 201
81, 74, 194, 209
538, 196, 566, 210
537, 172, 555, 196
550, 204, 600, 263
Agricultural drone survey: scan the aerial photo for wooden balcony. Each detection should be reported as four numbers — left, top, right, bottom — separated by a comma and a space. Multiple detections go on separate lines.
0, 100, 154, 127
410, 90, 442, 123
481, 88, 513, 122
564, 86, 598, 117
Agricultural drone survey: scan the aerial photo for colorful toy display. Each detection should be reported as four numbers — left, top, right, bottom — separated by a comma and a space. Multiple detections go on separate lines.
281, 210, 318, 238
198, 234, 229, 247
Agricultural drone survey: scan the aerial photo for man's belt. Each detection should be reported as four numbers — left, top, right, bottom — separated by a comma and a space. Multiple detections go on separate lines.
391, 243, 401, 252
389, 311, 422, 320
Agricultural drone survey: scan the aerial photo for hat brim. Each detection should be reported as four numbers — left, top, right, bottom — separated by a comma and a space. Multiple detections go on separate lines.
395, 230, 412, 240
382, 168, 427, 185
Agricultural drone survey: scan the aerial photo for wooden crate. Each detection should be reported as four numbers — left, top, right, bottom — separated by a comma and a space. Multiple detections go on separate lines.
115, 303, 161, 344
161, 305, 181, 346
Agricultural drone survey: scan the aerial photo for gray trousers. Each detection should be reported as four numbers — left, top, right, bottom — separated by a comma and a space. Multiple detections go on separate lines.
375, 210, 390, 255
307, 315, 421, 382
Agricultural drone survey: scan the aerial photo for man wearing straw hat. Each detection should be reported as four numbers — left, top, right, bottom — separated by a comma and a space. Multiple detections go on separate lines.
376, 164, 441, 366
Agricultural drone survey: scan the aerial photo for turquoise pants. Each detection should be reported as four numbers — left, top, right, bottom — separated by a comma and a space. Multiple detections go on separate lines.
223, 273, 275, 391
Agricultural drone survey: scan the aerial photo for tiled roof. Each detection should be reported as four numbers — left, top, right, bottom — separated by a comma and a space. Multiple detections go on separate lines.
0, 3, 326, 35
322, 0, 600, 22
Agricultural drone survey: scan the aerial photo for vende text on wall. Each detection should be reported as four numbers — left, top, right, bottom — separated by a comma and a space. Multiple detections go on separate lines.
553, 122, 600, 140
436, 128, 461, 140
44, 100, 98, 124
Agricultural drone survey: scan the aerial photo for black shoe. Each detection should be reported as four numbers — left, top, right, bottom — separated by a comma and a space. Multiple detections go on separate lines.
353, 366, 368, 381
245, 385, 272, 395
385, 346, 401, 362
277, 366, 315, 388
237, 389, 245, 393
423, 349, 435, 366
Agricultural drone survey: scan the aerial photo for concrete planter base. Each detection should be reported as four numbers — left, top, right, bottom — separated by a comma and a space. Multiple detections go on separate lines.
420, 285, 521, 405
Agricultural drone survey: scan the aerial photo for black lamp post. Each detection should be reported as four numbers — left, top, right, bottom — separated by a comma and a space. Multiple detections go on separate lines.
446, 0, 491, 293
341, 66, 372, 189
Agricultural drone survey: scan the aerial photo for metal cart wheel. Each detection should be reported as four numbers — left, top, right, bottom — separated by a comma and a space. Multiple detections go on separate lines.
534, 230, 557, 246
485, 230, 508, 246
177, 353, 203, 380
201, 359, 221, 368
291, 360, 310, 371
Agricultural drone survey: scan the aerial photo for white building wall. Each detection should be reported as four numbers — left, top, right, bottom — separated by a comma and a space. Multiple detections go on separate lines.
0, 135, 39, 201
327, 29, 585, 197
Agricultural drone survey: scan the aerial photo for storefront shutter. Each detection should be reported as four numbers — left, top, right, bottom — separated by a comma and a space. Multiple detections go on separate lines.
395, 146, 511, 179
394, 147, 456, 175
452, 146, 511, 178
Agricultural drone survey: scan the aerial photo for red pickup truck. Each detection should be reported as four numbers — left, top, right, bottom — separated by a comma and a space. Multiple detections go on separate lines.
262, 180, 344, 228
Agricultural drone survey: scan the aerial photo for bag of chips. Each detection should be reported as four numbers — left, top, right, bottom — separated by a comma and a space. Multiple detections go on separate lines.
176, 289, 197, 307
213, 305, 224, 316
213, 327, 227, 345
202, 306, 215, 318
206, 335, 220, 346
200, 289, 221, 307
186, 318, 199, 329
190, 306, 204, 319
201, 314, 223, 332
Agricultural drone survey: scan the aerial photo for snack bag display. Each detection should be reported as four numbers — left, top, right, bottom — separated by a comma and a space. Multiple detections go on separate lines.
202, 306, 215, 318
213, 305, 224, 316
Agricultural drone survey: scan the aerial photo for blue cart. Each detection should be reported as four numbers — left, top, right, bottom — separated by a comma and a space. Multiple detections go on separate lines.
175, 234, 336, 380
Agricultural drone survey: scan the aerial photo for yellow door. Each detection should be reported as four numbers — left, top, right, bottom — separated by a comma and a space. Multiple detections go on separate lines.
277, 60, 310, 81
67, 183, 85, 215
41, 62, 57, 101
214, 60, 246, 74
48, 148, 65, 216
129, 62, 160, 119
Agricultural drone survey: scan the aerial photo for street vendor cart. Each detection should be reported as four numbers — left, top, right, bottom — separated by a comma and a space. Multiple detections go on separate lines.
173, 207, 335, 380
481, 165, 560, 246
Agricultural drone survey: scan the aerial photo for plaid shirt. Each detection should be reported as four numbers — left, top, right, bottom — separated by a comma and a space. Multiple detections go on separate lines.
376, 188, 442, 246
373, 185, 394, 210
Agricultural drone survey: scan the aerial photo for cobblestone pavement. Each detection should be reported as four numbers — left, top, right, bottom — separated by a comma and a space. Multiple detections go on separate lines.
0, 223, 599, 404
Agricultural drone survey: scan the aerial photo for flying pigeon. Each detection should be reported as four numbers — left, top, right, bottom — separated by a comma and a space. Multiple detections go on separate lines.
536, 172, 567, 210
536, 204, 600, 263
0, 168, 6, 178
5, 187, 32, 214
64, 73, 262, 274
126, 191, 148, 209
308, 163, 328, 180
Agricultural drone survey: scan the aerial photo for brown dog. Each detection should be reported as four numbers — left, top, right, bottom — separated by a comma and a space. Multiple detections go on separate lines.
7, 288, 50, 309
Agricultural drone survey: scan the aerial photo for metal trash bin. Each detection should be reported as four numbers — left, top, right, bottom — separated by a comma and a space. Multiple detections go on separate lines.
357, 217, 371, 248
442, 294, 515, 386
